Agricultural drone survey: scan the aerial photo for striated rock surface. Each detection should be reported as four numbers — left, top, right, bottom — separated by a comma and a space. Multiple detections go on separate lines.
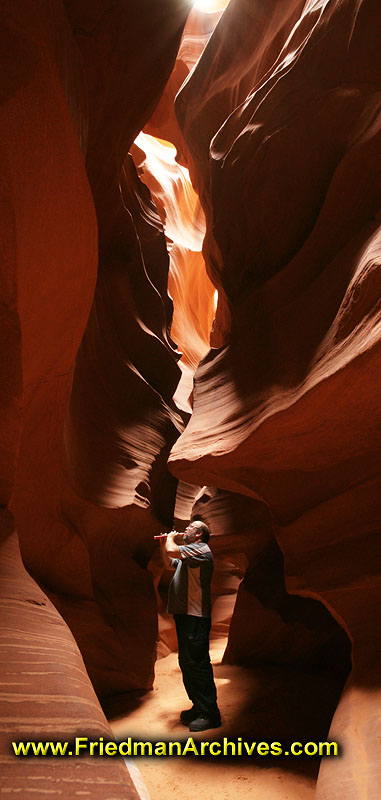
176, 0, 311, 345
1, 0, 97, 655
132, 132, 216, 372
146, 3, 227, 164
0, 510, 140, 799
169, 0, 381, 796
6, 0, 191, 696
190, 487, 350, 672
2, 0, 380, 796
61, 1, 192, 692
0, 0, 162, 792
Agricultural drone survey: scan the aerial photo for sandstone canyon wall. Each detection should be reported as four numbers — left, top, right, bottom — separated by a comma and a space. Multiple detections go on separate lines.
1, 0, 380, 798
6, 0, 191, 698
168, 0, 381, 797
1, 0, 190, 796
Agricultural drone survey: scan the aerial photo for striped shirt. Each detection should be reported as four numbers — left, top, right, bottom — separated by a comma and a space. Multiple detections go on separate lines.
167, 542, 213, 618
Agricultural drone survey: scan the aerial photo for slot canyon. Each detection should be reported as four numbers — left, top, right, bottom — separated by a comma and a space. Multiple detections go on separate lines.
0, 0, 380, 798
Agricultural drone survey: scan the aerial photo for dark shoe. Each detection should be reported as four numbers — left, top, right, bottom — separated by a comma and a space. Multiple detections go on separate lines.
189, 714, 221, 732
180, 707, 198, 725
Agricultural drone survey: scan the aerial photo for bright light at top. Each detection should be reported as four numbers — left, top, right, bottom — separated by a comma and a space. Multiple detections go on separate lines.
193, 0, 230, 12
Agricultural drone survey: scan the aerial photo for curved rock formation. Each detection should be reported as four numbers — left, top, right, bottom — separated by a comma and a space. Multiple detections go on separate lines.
189, 487, 350, 672
168, 0, 381, 796
132, 132, 216, 371
0, 510, 140, 799
6, 0, 191, 697
146, 3, 227, 163
2, 0, 380, 797
1, 0, 98, 641
0, 0, 190, 796
62, 0, 191, 686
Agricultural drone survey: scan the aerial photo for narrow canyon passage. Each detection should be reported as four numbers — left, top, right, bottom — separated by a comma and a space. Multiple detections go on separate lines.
1, 1, 380, 800
107, 638, 345, 800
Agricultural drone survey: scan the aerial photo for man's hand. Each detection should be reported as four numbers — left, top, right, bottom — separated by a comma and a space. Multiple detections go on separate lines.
159, 526, 200, 567
159, 531, 183, 568
165, 531, 185, 558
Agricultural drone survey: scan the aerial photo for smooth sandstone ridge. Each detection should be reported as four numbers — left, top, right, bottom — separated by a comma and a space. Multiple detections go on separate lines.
0, 0, 190, 797
1, 0, 380, 798
168, 0, 381, 797
5, 0, 190, 698
0, 510, 140, 799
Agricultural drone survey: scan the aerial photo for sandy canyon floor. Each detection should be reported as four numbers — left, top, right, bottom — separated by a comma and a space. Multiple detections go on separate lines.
107, 638, 343, 800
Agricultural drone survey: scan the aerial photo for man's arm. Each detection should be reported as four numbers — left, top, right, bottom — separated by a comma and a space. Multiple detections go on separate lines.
160, 531, 184, 569
160, 536, 174, 569
165, 531, 184, 558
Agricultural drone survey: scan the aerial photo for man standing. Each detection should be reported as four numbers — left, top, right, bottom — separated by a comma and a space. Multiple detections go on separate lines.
160, 520, 221, 732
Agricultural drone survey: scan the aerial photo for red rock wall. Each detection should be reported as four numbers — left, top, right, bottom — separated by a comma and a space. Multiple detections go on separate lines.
2, 0, 380, 796
131, 132, 216, 372
5, 0, 191, 697
60, 1, 191, 693
0, 0, 151, 794
168, 0, 381, 796
140, 0, 351, 682
1, 0, 98, 627
0, 510, 140, 799
146, 4, 226, 164
0, 0, 189, 795
189, 487, 350, 671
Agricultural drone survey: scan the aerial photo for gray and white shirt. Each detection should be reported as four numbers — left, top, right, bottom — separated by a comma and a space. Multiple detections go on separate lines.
167, 542, 213, 618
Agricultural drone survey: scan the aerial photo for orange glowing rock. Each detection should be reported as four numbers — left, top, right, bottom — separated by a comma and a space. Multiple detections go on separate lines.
132, 133, 216, 371
169, 1, 381, 795
1, 0, 189, 709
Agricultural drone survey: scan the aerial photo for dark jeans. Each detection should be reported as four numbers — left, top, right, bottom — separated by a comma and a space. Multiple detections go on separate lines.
174, 614, 219, 718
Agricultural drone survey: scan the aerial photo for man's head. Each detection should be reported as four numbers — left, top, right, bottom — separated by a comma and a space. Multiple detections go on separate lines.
184, 520, 210, 544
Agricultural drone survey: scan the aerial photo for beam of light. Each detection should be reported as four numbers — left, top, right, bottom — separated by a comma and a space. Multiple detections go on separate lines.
193, 0, 230, 12
133, 132, 216, 373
